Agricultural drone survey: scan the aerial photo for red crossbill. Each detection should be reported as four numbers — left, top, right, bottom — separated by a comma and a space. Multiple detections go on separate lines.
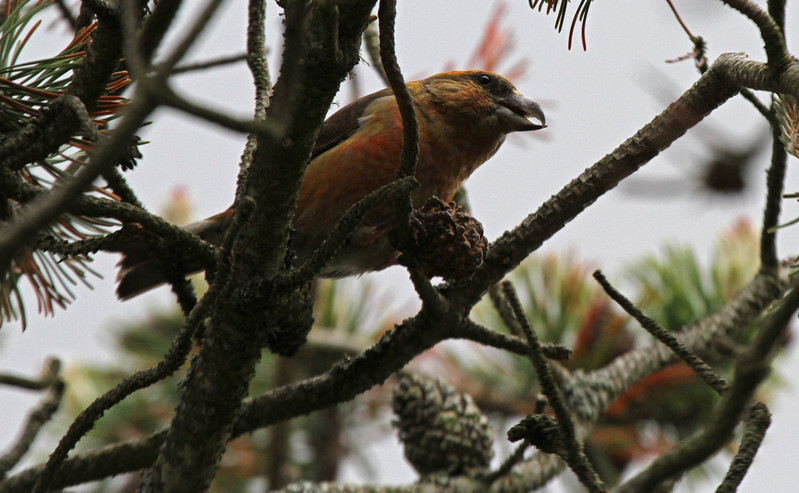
116, 70, 545, 299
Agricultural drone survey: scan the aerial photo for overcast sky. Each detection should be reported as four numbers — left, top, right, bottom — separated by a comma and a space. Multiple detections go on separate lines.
3, 1, 799, 491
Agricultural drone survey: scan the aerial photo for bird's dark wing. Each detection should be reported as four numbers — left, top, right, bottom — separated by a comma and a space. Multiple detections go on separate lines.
311, 87, 395, 160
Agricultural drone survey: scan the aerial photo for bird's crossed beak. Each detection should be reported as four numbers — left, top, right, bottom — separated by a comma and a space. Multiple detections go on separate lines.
496, 91, 546, 132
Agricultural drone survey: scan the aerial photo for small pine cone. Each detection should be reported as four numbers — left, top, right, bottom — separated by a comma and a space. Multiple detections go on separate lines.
507, 414, 564, 454
262, 283, 315, 356
233, 280, 315, 357
397, 197, 488, 281
392, 373, 493, 476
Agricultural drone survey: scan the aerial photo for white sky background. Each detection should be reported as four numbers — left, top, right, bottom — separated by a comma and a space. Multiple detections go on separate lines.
3, 1, 799, 491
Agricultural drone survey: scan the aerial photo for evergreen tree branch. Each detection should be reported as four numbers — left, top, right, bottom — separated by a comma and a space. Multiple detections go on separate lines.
0, 170, 218, 272
144, 1, 377, 490
501, 281, 606, 493
719, 0, 790, 71
767, 0, 786, 32
0, 93, 157, 284
459, 319, 572, 361
617, 286, 799, 492
714, 402, 771, 493
172, 52, 248, 74
0, 265, 787, 491
561, 270, 784, 423
593, 270, 728, 394
760, 107, 788, 270
0, 0, 128, 171
289, 176, 419, 284
31, 279, 207, 492
0, 359, 63, 478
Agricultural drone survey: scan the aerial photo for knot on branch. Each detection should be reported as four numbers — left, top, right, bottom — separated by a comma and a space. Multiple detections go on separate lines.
391, 197, 488, 282
231, 278, 314, 357
392, 372, 493, 477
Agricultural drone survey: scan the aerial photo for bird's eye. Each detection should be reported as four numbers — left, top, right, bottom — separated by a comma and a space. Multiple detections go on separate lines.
475, 73, 492, 86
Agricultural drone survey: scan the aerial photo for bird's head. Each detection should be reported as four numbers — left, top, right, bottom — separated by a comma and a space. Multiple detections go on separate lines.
418, 70, 545, 134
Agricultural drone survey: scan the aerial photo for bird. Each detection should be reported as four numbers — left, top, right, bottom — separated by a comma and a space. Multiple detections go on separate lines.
114, 70, 546, 299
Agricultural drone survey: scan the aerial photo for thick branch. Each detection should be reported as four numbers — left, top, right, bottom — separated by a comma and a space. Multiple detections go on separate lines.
145, 2, 377, 491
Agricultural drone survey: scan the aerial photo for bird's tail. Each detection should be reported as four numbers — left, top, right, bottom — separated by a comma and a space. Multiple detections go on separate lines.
112, 208, 234, 300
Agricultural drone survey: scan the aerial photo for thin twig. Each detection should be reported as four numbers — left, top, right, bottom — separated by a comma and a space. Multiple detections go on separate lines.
153, 0, 227, 81
0, 359, 61, 391
665, 2, 776, 123
0, 359, 63, 477
162, 256, 198, 316
37, 228, 133, 258
767, 0, 786, 32
740, 88, 774, 123
54, 0, 77, 31
288, 177, 419, 284
233, 0, 272, 210
376, 0, 436, 303
760, 103, 788, 270
100, 167, 144, 209
501, 281, 607, 493
488, 283, 525, 338
172, 52, 248, 74
665, 0, 695, 39
2, 172, 219, 272
363, 16, 388, 85
378, 0, 419, 235
120, 0, 149, 81
484, 440, 530, 484
720, 0, 791, 72
144, 81, 285, 139
715, 402, 771, 493
459, 319, 572, 361
408, 268, 445, 310
593, 270, 728, 394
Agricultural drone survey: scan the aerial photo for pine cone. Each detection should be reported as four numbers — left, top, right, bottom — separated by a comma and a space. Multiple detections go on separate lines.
392, 373, 493, 476
507, 413, 564, 454
395, 197, 488, 281
262, 283, 315, 356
